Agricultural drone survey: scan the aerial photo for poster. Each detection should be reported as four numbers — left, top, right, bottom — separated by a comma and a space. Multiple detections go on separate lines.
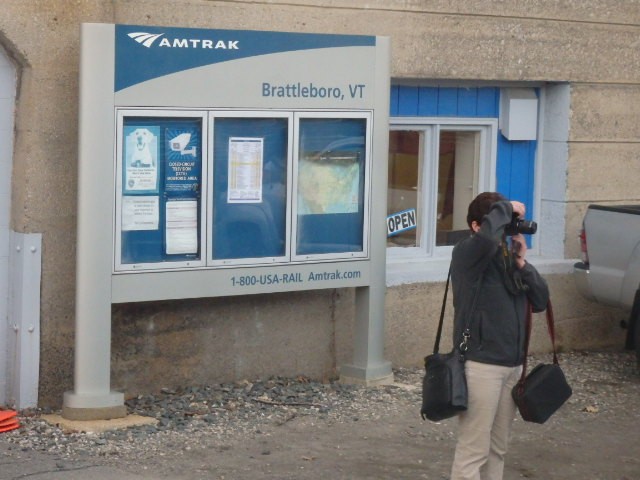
123, 125, 160, 193
297, 152, 361, 215
165, 199, 198, 255
227, 137, 263, 203
165, 126, 201, 194
121, 196, 159, 231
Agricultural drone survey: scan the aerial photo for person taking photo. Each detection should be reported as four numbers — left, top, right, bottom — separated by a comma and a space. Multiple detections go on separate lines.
450, 192, 549, 480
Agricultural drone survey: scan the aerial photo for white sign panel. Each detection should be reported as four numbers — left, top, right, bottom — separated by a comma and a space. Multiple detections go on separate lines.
227, 137, 263, 203
165, 199, 198, 255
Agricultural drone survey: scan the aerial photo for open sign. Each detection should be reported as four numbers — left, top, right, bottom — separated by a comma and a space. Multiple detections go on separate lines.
387, 209, 417, 236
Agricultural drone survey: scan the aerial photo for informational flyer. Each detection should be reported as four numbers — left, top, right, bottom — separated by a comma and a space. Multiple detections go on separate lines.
121, 196, 159, 231
165, 199, 198, 255
123, 125, 160, 193
165, 126, 201, 194
227, 137, 263, 203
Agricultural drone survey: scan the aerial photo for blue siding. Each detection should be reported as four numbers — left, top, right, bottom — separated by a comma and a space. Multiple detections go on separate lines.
397, 87, 419, 116
457, 88, 477, 116
389, 85, 400, 115
496, 138, 536, 203
437, 88, 458, 116
391, 86, 500, 117
477, 87, 499, 117
497, 134, 514, 199
418, 87, 438, 116
391, 85, 537, 235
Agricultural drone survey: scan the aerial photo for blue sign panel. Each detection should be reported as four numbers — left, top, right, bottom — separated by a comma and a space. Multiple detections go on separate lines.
165, 126, 201, 194
121, 117, 203, 265
115, 25, 376, 92
212, 117, 288, 260
296, 118, 367, 255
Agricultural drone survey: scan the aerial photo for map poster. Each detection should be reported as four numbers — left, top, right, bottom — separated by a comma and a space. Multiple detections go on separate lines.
297, 152, 361, 215
165, 126, 201, 194
123, 125, 160, 194
227, 137, 263, 203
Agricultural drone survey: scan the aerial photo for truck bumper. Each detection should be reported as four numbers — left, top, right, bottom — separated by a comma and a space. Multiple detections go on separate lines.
573, 262, 596, 302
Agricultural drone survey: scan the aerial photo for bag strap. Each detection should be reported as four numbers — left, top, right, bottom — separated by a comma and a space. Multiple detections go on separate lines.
432, 264, 483, 355
518, 299, 558, 384
432, 264, 452, 354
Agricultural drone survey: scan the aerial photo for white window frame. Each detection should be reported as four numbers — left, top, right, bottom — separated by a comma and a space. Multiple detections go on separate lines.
387, 117, 498, 263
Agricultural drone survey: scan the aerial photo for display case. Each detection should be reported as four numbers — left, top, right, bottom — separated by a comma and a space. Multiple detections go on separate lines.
116, 110, 371, 272
209, 112, 292, 266
115, 110, 207, 271
293, 113, 370, 260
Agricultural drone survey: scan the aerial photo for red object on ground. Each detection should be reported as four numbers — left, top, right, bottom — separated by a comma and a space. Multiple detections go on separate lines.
0, 409, 19, 432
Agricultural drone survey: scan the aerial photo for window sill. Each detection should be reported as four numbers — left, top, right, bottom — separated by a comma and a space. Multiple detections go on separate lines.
386, 255, 577, 287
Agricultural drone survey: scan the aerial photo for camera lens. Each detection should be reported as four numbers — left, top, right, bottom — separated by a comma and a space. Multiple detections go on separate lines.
505, 215, 537, 235
517, 220, 537, 235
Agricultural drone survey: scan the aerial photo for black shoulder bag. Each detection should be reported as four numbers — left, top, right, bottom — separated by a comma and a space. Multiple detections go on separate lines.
420, 267, 481, 422
512, 300, 572, 423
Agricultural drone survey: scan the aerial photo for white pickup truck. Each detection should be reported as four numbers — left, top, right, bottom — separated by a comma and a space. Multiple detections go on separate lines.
573, 204, 640, 365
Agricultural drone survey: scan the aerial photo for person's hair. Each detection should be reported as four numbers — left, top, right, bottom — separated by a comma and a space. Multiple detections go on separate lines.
466, 192, 506, 229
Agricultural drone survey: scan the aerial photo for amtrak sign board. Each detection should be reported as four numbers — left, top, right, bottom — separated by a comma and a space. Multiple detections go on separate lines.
114, 24, 378, 109
76, 22, 391, 300
68, 23, 391, 419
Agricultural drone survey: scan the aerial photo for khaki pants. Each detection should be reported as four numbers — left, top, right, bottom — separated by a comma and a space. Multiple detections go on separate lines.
450, 361, 523, 480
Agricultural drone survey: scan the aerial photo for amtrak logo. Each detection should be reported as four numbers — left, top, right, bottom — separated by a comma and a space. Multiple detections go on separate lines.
127, 31, 239, 50
128, 32, 164, 48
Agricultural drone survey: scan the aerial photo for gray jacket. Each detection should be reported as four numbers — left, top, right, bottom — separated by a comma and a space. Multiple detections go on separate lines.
451, 200, 549, 367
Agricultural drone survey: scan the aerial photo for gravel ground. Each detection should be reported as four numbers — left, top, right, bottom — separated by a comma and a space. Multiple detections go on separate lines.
4, 372, 419, 460
1, 350, 639, 479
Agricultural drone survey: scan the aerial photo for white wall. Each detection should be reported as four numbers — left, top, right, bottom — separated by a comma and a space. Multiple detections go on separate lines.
0, 48, 16, 406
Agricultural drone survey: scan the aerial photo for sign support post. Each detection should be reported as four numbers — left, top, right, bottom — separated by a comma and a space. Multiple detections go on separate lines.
63, 24, 125, 420
340, 38, 392, 385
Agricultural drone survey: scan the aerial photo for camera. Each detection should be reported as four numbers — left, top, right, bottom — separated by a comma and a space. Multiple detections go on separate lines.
505, 214, 537, 236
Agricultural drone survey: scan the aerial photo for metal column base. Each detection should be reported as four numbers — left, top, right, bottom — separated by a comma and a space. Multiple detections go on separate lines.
339, 361, 394, 386
62, 391, 126, 421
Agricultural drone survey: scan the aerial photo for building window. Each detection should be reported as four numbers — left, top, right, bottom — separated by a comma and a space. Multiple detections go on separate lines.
387, 119, 497, 257
387, 130, 420, 248
386, 85, 573, 286
436, 130, 479, 246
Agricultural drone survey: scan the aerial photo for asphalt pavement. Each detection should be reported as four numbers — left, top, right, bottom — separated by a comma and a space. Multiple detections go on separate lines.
1, 350, 639, 480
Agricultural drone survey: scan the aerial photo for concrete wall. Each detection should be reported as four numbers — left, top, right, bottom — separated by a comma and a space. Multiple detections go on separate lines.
111, 288, 356, 397
385, 275, 628, 369
566, 84, 640, 257
0, 0, 637, 407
